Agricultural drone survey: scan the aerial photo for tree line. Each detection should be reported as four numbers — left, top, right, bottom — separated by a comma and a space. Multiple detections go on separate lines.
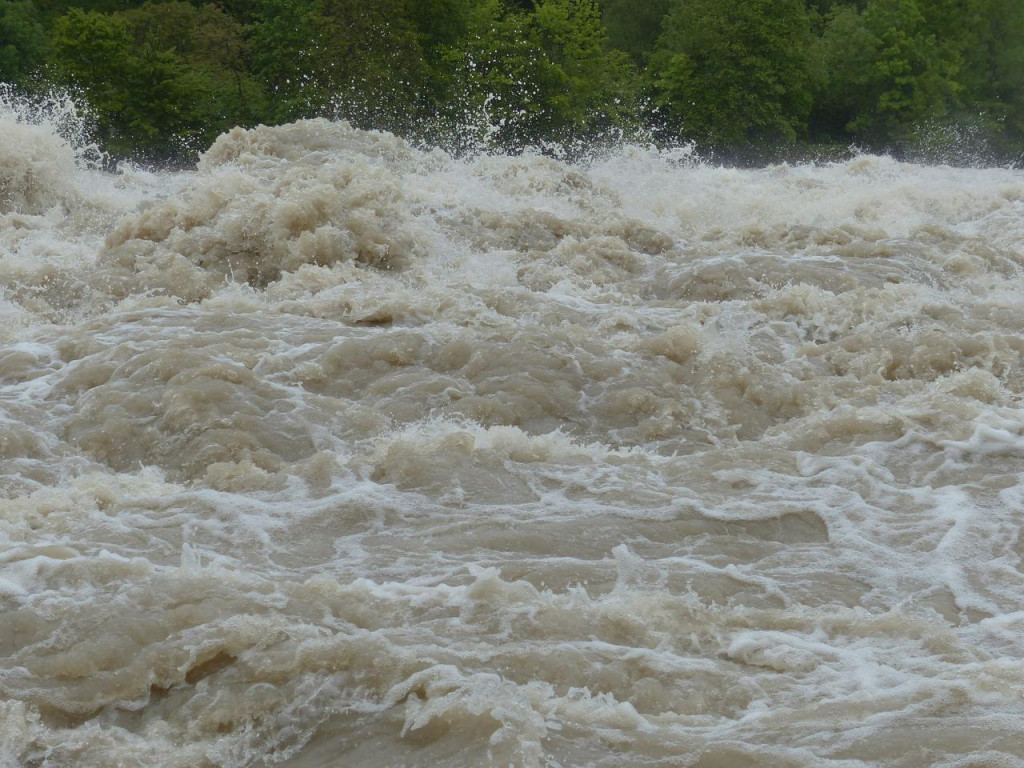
2, 0, 1022, 164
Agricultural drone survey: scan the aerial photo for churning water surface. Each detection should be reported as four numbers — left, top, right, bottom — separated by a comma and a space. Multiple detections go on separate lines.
3, 98, 1024, 768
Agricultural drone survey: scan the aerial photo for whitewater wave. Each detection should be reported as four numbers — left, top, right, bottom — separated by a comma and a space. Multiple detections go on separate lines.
3, 95, 1024, 767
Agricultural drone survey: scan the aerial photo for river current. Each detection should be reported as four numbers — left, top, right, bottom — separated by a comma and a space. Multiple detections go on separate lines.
3, 98, 1024, 767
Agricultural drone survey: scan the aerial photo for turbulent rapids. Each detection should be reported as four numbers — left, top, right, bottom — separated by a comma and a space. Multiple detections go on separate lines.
4, 101, 1024, 768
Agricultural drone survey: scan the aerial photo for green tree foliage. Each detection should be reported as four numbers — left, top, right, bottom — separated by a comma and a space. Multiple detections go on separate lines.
317, 0, 431, 131
411, 0, 475, 53
248, 0, 430, 131
533, 0, 639, 134
816, 0, 961, 141
439, 0, 640, 150
0, 0, 47, 84
598, 0, 669, 64
5, 0, 1022, 162
125, 2, 259, 124
246, 0, 324, 121
444, 3, 568, 148
953, 0, 1024, 150
34, 0, 139, 17
50, 3, 253, 160
650, 0, 816, 148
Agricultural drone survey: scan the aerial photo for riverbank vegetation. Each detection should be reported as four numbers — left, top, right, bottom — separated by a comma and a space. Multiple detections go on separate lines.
2, 0, 1022, 164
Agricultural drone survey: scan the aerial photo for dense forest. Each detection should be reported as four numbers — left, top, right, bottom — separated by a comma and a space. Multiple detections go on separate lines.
2, 0, 1023, 164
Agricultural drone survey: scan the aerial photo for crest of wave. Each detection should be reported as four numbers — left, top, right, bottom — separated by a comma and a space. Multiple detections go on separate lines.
101, 119, 431, 295
0, 85, 104, 215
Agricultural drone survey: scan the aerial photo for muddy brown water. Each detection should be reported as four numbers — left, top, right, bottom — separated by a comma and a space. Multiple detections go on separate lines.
4, 106, 1024, 767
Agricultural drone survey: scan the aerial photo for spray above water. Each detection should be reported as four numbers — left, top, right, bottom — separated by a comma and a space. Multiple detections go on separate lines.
3, 94, 1024, 768
0, 87, 88, 215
